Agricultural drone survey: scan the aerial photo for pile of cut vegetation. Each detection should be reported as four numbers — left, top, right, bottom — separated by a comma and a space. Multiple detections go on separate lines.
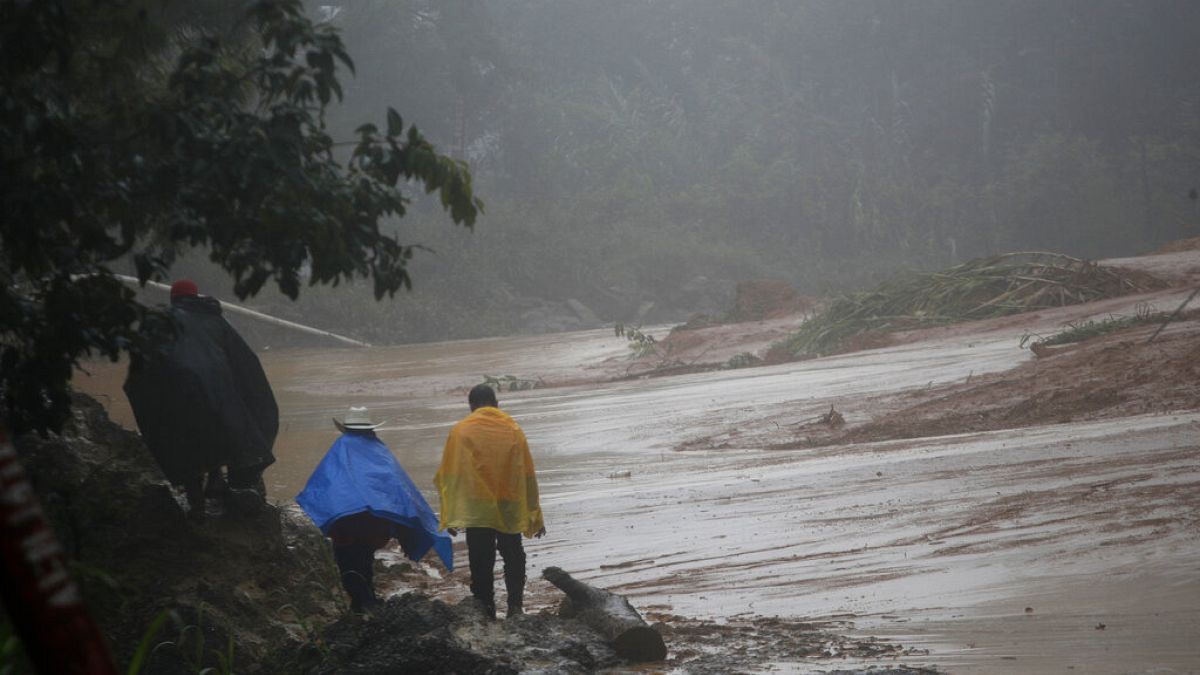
779, 252, 1165, 358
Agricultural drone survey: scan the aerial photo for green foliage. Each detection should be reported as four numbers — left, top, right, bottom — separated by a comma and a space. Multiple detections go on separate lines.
1020, 303, 1166, 349
143, 607, 236, 675
210, 635, 236, 675
0, 619, 28, 675
0, 0, 481, 434
780, 253, 1163, 358
276, 604, 331, 659
126, 610, 173, 675
724, 352, 761, 369
614, 322, 659, 359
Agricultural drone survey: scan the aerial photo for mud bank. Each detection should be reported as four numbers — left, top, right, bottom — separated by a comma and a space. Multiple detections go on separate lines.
63, 245, 1200, 673
10, 395, 341, 673
771, 310, 1200, 450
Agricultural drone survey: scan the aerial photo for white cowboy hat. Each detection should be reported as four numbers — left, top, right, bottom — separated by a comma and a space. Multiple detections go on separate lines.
333, 406, 386, 431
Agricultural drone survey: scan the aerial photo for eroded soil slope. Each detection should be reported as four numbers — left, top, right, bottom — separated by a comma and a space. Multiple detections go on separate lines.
787, 311, 1200, 449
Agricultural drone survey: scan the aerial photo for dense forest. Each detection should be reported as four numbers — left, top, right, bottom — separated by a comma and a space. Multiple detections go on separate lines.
183, 0, 1200, 343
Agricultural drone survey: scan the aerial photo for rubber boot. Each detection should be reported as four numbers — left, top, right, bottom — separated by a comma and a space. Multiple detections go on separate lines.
203, 467, 228, 498
472, 597, 496, 621
505, 577, 524, 617
226, 466, 266, 516
341, 571, 375, 615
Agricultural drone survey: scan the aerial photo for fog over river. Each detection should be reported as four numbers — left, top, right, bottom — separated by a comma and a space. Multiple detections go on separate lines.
77, 326, 1199, 673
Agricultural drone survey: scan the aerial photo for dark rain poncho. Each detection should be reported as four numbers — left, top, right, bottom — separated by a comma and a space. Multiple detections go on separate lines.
296, 432, 454, 570
123, 295, 278, 484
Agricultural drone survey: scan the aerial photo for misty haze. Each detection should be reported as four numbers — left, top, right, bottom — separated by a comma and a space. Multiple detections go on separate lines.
3, 1, 1199, 674
233, 1, 1200, 346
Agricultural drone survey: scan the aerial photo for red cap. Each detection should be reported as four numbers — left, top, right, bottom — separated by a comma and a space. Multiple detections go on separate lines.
170, 279, 199, 298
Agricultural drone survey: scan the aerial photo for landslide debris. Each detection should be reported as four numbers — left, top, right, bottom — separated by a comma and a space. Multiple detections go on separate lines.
724, 280, 818, 323
778, 311, 1200, 449
778, 252, 1166, 359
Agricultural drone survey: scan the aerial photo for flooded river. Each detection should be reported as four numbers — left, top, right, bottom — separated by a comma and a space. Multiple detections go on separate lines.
76, 324, 1200, 673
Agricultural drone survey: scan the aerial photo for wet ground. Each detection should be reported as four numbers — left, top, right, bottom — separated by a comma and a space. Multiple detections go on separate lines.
74, 254, 1200, 674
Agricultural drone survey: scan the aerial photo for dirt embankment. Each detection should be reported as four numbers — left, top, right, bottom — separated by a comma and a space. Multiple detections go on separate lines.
644, 247, 1200, 448
770, 244, 1200, 448
605, 280, 815, 378
782, 311, 1200, 450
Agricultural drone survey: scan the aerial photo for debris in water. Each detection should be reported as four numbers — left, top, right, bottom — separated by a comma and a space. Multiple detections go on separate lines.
820, 405, 846, 428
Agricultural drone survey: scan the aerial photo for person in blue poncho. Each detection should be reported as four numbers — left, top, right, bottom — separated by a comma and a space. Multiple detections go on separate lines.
297, 406, 453, 613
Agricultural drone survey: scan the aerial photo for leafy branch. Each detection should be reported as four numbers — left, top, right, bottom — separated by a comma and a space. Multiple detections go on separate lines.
614, 322, 660, 359
0, 0, 483, 434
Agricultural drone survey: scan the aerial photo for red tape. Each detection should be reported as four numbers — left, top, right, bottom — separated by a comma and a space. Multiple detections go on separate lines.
0, 428, 117, 674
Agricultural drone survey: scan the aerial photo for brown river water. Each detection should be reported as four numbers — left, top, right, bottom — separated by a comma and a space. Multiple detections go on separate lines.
76, 324, 1200, 674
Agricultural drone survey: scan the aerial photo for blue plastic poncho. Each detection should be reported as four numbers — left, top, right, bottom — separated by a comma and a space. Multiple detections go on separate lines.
297, 432, 453, 570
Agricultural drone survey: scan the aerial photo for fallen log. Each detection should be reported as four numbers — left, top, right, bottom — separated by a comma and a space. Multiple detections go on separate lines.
542, 566, 667, 662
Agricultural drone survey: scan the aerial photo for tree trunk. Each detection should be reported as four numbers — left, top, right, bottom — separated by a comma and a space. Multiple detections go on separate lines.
542, 566, 666, 662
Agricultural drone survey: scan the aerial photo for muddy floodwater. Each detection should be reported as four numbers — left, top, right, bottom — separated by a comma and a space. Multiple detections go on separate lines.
77, 324, 1200, 674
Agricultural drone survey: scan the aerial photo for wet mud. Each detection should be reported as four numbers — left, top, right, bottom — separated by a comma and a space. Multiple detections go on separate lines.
275, 588, 935, 675
70, 248, 1200, 673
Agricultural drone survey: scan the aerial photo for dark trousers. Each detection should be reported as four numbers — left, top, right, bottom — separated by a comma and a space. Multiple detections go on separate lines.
227, 463, 267, 491
181, 465, 266, 505
333, 543, 378, 613
465, 528, 525, 614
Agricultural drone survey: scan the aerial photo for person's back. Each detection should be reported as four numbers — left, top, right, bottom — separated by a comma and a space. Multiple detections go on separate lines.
435, 385, 544, 618
297, 407, 452, 613
167, 292, 278, 468
436, 405, 542, 534
124, 280, 277, 518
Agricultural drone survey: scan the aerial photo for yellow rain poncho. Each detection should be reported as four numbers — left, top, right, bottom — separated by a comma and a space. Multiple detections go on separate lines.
434, 407, 544, 537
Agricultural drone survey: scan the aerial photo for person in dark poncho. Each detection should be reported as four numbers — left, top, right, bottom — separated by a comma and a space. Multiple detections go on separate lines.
123, 280, 278, 521
297, 406, 453, 614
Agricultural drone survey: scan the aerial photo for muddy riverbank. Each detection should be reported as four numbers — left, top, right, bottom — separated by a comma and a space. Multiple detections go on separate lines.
67, 246, 1200, 672
11, 394, 937, 674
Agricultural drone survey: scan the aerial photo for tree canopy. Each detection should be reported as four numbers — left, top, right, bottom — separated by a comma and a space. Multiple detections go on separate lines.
0, 0, 482, 434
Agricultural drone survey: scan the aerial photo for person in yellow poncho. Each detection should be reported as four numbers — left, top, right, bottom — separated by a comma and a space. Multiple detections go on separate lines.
435, 384, 545, 619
